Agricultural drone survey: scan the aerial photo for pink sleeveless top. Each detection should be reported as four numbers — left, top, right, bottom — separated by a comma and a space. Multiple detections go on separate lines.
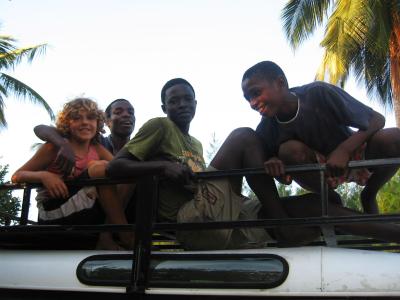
47, 145, 100, 178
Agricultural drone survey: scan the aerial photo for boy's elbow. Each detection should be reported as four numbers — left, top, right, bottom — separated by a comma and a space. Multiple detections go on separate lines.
33, 125, 46, 137
378, 113, 385, 128
11, 172, 20, 183
106, 160, 120, 178
373, 111, 385, 129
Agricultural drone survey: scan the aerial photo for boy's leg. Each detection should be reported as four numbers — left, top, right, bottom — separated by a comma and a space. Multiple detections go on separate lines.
362, 128, 400, 214
278, 140, 342, 204
210, 127, 319, 243
88, 161, 134, 249
96, 185, 134, 249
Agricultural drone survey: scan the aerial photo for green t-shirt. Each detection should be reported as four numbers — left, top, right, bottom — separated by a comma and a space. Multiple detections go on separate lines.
124, 117, 205, 221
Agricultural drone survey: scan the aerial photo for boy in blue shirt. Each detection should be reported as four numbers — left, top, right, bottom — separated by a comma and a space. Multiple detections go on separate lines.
241, 61, 400, 214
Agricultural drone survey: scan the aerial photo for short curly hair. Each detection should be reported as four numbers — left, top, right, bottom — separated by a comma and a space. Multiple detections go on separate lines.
55, 97, 105, 143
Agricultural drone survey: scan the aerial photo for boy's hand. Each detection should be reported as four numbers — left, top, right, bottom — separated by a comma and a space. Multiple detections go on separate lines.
88, 160, 108, 178
163, 161, 195, 185
41, 171, 69, 199
264, 157, 286, 177
326, 148, 351, 177
54, 141, 75, 176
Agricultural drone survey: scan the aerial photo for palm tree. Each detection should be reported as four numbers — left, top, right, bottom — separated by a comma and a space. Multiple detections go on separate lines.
0, 29, 54, 128
281, 0, 400, 126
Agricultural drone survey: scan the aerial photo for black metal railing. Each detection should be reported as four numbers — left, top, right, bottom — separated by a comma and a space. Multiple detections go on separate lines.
1, 158, 400, 293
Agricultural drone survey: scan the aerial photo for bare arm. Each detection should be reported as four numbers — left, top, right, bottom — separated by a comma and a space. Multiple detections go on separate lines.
12, 143, 69, 198
86, 144, 114, 178
95, 143, 114, 161
107, 148, 194, 184
327, 111, 385, 176
34, 125, 75, 175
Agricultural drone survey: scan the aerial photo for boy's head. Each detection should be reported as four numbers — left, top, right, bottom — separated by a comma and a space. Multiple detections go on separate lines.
56, 97, 105, 143
241, 61, 289, 117
105, 99, 135, 138
161, 78, 197, 131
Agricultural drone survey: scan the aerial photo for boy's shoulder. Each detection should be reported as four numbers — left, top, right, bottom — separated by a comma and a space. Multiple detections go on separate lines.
139, 117, 174, 132
142, 117, 170, 127
291, 81, 337, 95
189, 135, 203, 150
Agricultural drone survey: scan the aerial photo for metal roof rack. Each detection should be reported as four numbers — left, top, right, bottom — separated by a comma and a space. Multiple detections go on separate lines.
1, 158, 400, 294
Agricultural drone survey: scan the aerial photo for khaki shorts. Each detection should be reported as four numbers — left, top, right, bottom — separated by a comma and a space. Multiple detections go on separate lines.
177, 167, 271, 250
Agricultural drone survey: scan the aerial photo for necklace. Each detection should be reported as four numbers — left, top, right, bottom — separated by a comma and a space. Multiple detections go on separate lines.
275, 92, 300, 124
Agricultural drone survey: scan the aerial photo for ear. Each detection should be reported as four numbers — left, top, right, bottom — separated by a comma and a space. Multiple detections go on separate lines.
161, 104, 166, 113
105, 118, 112, 129
276, 75, 287, 90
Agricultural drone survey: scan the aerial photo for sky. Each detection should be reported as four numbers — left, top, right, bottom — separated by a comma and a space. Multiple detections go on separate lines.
0, 0, 396, 219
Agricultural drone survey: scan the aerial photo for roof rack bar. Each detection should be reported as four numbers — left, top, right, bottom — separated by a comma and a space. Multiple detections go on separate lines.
194, 158, 400, 179
2, 213, 400, 233
2, 158, 399, 192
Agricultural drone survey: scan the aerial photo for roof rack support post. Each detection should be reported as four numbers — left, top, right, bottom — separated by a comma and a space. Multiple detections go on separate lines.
20, 186, 31, 225
319, 169, 337, 247
127, 175, 158, 294
320, 170, 328, 216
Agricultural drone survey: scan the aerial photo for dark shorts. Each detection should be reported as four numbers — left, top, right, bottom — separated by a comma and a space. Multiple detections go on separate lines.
38, 171, 105, 225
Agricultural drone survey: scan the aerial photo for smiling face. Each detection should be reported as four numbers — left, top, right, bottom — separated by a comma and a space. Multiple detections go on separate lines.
162, 83, 197, 132
241, 76, 286, 118
107, 100, 135, 138
68, 108, 98, 143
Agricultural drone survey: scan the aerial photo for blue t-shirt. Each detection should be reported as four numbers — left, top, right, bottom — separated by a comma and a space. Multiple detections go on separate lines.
99, 135, 114, 154
256, 81, 374, 157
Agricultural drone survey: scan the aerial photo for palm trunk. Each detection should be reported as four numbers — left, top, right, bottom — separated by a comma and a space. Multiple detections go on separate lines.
390, 12, 400, 127
392, 95, 400, 127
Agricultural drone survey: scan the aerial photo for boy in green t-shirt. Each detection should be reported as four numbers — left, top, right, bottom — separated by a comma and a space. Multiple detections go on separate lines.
108, 78, 400, 249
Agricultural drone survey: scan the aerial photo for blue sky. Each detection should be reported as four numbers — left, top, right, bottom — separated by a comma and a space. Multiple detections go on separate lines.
0, 0, 395, 218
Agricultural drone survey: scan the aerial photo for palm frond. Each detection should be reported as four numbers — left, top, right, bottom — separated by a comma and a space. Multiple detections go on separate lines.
0, 35, 17, 53
317, 0, 391, 89
0, 44, 47, 71
315, 50, 349, 83
282, 0, 333, 50
30, 142, 43, 151
0, 94, 6, 128
0, 73, 54, 123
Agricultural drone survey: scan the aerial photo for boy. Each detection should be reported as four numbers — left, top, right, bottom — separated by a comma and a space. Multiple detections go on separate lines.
34, 98, 135, 175
241, 61, 400, 214
108, 78, 400, 249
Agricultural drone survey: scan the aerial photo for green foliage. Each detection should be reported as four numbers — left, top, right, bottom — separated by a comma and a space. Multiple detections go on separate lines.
377, 171, 400, 213
336, 183, 363, 211
0, 164, 20, 225
0, 25, 54, 128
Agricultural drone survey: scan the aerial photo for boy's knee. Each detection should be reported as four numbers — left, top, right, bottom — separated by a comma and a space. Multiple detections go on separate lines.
279, 140, 314, 164
226, 127, 261, 146
369, 128, 400, 157
229, 127, 257, 140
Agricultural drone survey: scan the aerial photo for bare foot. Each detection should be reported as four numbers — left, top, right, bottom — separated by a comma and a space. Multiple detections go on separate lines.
96, 232, 126, 250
